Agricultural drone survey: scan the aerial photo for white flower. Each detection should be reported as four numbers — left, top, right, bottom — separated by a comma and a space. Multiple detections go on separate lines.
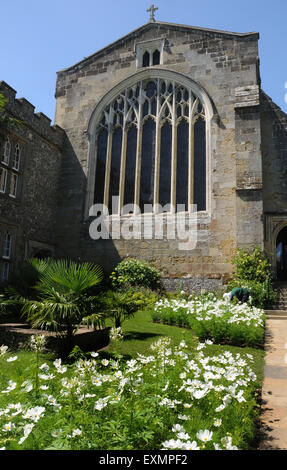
172, 424, 184, 433
221, 436, 232, 448
2, 380, 17, 393
0, 345, 8, 356
214, 443, 222, 450
182, 441, 200, 450
101, 359, 109, 366
40, 385, 49, 390
3, 422, 15, 432
196, 429, 213, 442
71, 428, 82, 437
39, 363, 49, 371
38, 373, 55, 381
214, 419, 222, 427
53, 359, 62, 368
90, 352, 99, 357
18, 423, 34, 444
30, 335, 46, 352
162, 439, 183, 449
92, 377, 102, 387
193, 389, 208, 399
178, 414, 189, 421
177, 432, 190, 440
51, 429, 63, 438
23, 406, 45, 422
215, 404, 226, 412
94, 398, 108, 411
7, 356, 17, 362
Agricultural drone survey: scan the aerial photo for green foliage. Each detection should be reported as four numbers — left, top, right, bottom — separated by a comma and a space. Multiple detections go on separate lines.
228, 278, 276, 309
68, 346, 86, 362
0, 339, 263, 450
231, 247, 273, 283
0, 92, 21, 134
17, 258, 105, 355
99, 289, 144, 328
110, 259, 161, 290
229, 247, 276, 308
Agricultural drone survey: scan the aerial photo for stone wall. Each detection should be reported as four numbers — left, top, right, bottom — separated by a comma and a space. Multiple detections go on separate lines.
260, 92, 287, 272
54, 22, 264, 289
0, 81, 65, 280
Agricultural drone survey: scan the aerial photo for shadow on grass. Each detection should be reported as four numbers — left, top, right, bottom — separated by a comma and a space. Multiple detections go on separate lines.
123, 331, 162, 341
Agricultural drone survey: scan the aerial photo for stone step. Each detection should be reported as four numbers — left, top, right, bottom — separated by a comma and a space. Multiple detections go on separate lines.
265, 310, 287, 320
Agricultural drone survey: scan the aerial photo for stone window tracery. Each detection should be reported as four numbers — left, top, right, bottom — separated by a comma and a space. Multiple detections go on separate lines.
93, 77, 207, 215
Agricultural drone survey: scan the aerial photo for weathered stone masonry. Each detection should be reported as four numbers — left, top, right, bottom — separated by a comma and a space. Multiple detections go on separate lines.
0, 81, 65, 280
1, 20, 287, 291
54, 21, 268, 290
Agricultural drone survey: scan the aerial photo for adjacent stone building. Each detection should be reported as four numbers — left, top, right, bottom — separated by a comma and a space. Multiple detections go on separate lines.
1, 17, 287, 290
0, 81, 65, 282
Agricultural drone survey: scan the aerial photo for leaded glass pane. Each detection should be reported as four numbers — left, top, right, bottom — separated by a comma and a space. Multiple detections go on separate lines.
159, 122, 172, 208
176, 120, 189, 210
94, 129, 108, 204
140, 118, 156, 213
124, 125, 137, 209
194, 118, 206, 211
109, 127, 122, 214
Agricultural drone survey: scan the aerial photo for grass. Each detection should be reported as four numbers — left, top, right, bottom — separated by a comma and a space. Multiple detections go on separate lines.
0, 309, 265, 450
105, 310, 265, 384
105, 310, 197, 357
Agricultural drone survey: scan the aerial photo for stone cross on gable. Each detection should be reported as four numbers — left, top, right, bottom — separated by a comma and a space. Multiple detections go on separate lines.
147, 4, 158, 22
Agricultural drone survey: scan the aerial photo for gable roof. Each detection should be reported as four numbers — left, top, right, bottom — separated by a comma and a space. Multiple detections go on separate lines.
57, 20, 259, 74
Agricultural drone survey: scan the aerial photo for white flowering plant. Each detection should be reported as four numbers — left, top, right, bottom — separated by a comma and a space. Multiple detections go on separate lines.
152, 297, 265, 347
0, 337, 261, 450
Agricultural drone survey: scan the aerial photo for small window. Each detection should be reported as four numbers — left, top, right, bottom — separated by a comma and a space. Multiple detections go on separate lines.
142, 51, 150, 68
9, 173, 18, 198
3, 232, 12, 259
12, 144, 21, 171
0, 167, 8, 193
153, 49, 160, 65
1, 262, 10, 282
2, 138, 11, 165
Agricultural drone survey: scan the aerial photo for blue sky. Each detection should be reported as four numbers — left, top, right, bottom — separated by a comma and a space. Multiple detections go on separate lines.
1, 0, 287, 122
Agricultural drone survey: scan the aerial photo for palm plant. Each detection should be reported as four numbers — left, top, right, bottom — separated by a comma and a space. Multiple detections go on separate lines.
99, 290, 143, 328
21, 259, 104, 354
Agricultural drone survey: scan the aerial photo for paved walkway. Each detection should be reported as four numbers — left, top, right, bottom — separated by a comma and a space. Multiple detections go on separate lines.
259, 311, 287, 449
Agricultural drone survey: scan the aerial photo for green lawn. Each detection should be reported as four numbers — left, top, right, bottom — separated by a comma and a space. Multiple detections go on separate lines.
105, 310, 265, 384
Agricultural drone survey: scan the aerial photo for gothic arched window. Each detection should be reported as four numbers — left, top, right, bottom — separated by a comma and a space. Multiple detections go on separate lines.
91, 75, 208, 215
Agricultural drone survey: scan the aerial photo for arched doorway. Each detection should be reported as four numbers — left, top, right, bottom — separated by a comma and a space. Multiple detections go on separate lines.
276, 226, 287, 280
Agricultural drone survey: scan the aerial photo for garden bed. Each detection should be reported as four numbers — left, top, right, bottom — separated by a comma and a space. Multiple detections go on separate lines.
151, 296, 265, 348
0, 318, 110, 355
0, 335, 262, 450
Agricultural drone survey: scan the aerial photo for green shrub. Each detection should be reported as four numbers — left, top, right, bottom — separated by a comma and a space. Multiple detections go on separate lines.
228, 247, 276, 308
228, 278, 276, 309
110, 259, 161, 290
231, 247, 273, 284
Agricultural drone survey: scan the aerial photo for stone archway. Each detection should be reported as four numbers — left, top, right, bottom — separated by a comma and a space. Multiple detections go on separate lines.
276, 225, 287, 281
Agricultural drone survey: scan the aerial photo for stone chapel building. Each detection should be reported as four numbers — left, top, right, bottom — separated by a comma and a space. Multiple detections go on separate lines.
1, 15, 287, 291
